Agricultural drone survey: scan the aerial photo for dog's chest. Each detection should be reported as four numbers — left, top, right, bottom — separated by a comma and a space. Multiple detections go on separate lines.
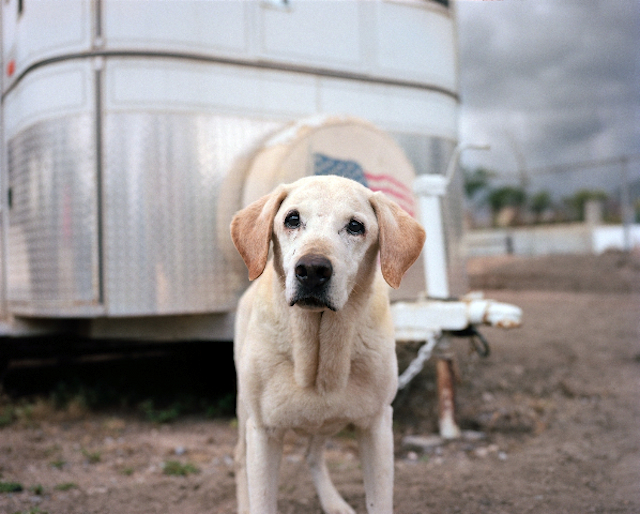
257, 350, 397, 431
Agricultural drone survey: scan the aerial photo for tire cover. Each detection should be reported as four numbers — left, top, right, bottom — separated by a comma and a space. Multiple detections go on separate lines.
242, 115, 417, 219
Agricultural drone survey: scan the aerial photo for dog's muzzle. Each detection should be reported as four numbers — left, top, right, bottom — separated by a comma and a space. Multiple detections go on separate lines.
290, 254, 336, 311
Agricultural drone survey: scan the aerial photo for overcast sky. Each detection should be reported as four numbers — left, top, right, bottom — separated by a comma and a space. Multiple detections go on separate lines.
456, 0, 640, 197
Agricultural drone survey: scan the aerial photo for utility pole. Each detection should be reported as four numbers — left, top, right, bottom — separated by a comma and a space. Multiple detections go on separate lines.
620, 156, 632, 251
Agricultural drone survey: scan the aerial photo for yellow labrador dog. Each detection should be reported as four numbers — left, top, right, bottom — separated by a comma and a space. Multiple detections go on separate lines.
230, 175, 425, 514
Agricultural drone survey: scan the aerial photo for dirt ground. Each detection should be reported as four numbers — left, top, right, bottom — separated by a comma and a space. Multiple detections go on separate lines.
1, 251, 639, 514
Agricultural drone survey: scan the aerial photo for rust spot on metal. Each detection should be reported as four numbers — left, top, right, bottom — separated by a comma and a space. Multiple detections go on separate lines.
437, 357, 459, 438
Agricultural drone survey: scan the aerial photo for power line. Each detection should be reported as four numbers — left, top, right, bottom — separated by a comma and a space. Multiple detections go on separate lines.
491, 154, 640, 178
526, 154, 640, 176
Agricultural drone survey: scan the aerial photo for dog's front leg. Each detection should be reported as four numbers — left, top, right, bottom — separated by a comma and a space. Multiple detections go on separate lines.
246, 417, 284, 514
357, 406, 394, 514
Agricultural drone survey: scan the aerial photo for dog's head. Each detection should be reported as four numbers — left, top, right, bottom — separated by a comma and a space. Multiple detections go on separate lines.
231, 176, 425, 312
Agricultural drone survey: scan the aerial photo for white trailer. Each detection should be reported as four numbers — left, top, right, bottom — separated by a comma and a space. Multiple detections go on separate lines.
1, 0, 463, 341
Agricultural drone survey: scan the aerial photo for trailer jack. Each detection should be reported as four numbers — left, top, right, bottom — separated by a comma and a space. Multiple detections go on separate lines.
392, 147, 523, 439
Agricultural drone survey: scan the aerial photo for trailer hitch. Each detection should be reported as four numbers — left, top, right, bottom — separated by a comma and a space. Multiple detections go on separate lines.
393, 296, 522, 439
393, 144, 523, 439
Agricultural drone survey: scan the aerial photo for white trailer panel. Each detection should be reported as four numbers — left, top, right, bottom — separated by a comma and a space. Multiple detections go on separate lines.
376, 1, 456, 90
105, 59, 318, 118
103, 1, 250, 57
2, 0, 92, 91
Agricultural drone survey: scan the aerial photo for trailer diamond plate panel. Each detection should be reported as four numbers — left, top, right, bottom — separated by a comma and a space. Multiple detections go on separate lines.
6, 116, 100, 312
103, 113, 281, 316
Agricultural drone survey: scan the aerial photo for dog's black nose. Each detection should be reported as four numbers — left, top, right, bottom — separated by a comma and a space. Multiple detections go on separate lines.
295, 255, 333, 290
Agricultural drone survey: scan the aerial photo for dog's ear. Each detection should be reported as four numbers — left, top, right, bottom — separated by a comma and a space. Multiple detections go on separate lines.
231, 185, 288, 280
369, 191, 426, 289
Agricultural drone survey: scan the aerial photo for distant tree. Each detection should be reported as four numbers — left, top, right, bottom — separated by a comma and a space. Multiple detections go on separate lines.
564, 189, 608, 221
463, 167, 494, 201
487, 186, 527, 226
530, 190, 552, 222
487, 186, 527, 213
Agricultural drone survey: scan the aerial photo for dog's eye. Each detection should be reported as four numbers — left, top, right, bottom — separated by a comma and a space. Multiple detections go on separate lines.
346, 219, 365, 235
284, 211, 301, 229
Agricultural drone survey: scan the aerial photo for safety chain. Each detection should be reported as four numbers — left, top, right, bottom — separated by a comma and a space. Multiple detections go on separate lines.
397, 332, 440, 390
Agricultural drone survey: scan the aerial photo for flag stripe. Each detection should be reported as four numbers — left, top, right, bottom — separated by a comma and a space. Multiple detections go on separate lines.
313, 152, 416, 217
364, 172, 413, 196
364, 173, 415, 206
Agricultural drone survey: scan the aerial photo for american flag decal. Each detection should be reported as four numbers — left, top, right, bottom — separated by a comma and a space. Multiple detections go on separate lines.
313, 153, 416, 217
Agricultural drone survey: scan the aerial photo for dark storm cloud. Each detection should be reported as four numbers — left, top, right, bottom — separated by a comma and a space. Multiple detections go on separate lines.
457, 0, 640, 182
